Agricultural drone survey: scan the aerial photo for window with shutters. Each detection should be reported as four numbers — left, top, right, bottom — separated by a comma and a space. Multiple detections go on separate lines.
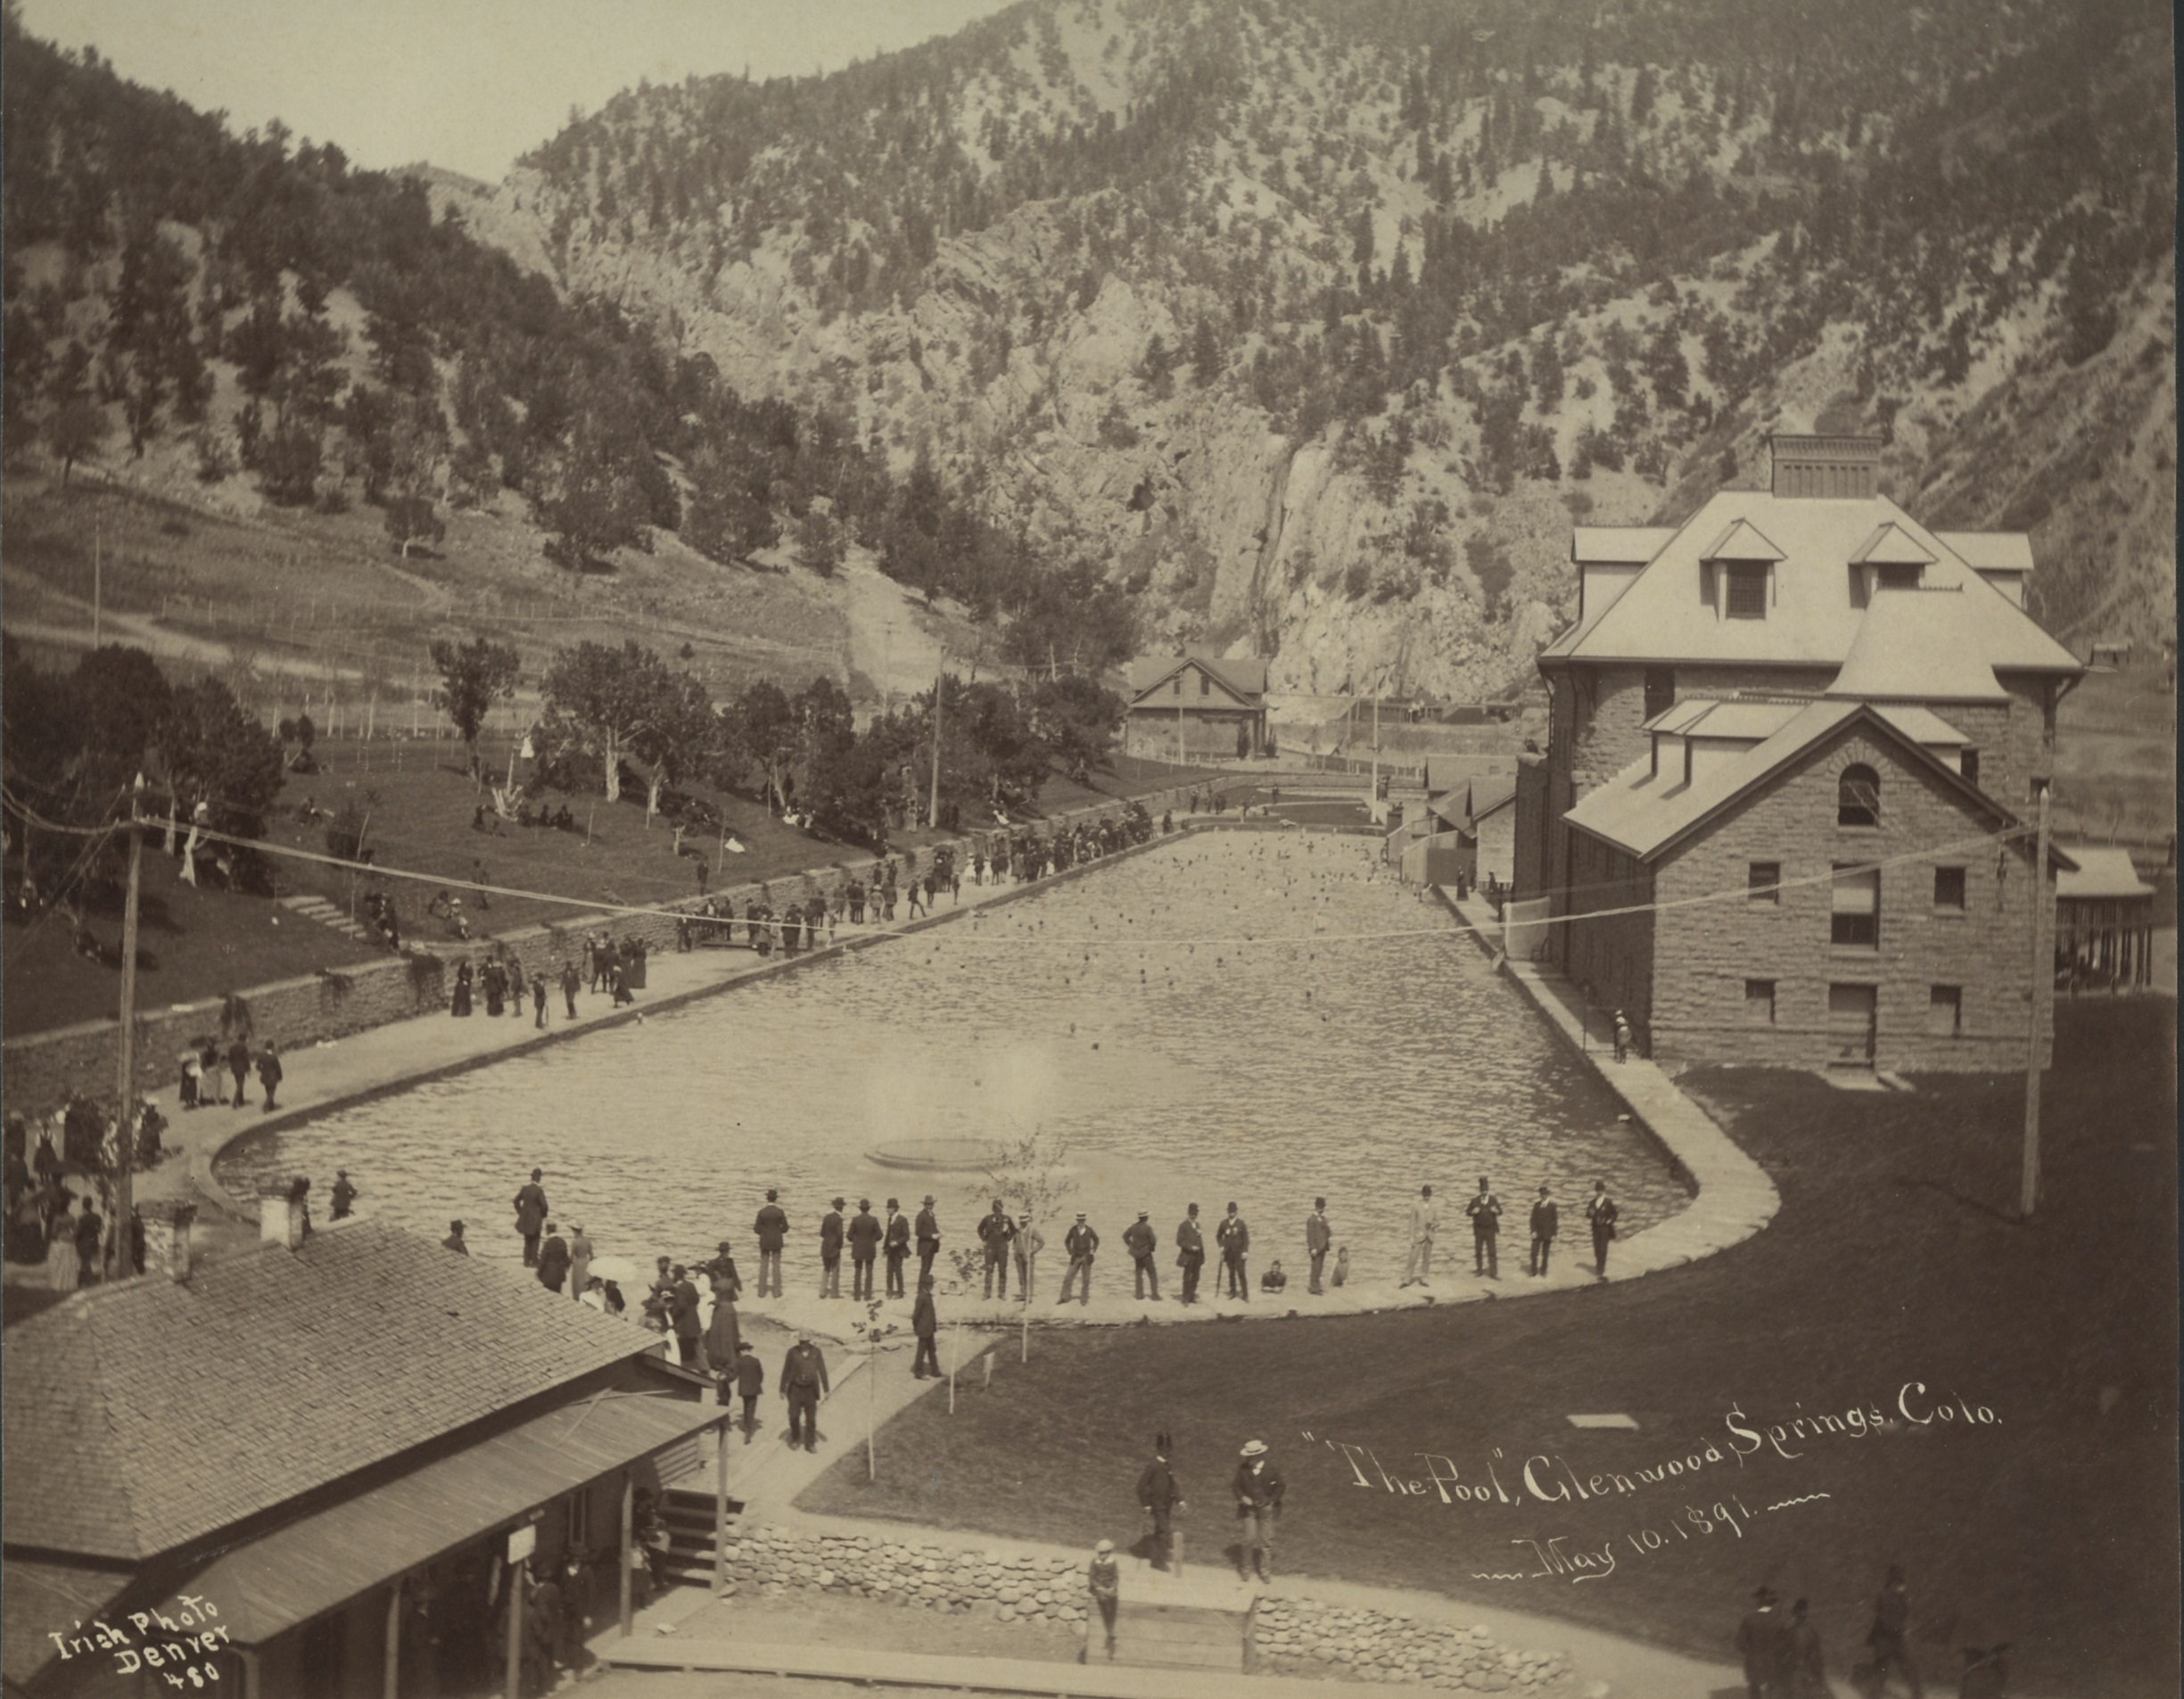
1832, 864, 1879, 947
1726, 564, 1768, 618
1837, 764, 1880, 828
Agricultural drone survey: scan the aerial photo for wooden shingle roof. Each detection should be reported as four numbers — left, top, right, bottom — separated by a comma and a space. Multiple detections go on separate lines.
3, 1222, 660, 1562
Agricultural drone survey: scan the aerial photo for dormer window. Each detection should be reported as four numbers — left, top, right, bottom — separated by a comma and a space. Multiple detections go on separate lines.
1726, 564, 1768, 619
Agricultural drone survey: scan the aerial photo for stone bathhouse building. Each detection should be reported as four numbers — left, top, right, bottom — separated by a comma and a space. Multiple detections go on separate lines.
1513, 435, 2083, 1073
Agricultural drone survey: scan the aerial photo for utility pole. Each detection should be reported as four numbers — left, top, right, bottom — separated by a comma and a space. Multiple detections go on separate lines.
111, 806, 143, 1276
928, 659, 944, 829
2020, 779, 2052, 1220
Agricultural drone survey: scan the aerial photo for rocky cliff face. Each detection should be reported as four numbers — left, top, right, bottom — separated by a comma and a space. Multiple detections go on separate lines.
439, 0, 2175, 692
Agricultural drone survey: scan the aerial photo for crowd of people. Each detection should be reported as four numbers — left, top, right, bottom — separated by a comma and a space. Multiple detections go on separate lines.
4, 1099, 168, 1285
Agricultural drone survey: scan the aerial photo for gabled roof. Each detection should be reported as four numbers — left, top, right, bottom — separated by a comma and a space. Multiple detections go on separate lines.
1426, 774, 1517, 831
1702, 518, 1787, 562
1539, 490, 2080, 673
2056, 846, 2154, 902
3, 1222, 661, 1562
1123, 652, 1267, 705
1849, 523, 1936, 566
1935, 532, 2035, 573
1825, 590, 2010, 703
1572, 527, 1676, 564
1563, 699, 2054, 866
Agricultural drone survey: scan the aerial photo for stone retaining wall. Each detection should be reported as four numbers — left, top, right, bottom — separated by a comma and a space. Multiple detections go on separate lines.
721, 1523, 1572, 1690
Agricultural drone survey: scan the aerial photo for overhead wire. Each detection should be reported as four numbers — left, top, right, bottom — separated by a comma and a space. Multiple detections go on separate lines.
0, 782, 2043, 951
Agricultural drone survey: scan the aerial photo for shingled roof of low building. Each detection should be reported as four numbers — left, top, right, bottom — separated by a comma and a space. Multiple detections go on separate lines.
3, 1220, 662, 1562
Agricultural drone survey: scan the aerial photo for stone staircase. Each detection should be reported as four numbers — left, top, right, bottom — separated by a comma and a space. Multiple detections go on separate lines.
277, 893, 377, 946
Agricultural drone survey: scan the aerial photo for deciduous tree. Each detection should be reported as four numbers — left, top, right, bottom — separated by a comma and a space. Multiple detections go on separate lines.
428, 633, 520, 780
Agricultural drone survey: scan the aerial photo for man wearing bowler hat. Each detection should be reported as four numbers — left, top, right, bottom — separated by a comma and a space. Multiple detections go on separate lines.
914, 1193, 942, 1282
819, 1197, 846, 1298
882, 1197, 911, 1297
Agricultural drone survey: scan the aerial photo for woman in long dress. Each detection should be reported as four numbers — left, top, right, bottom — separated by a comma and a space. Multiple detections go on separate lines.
43, 1195, 79, 1291
450, 961, 474, 1017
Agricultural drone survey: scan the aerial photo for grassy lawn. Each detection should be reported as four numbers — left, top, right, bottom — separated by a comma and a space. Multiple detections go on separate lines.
4, 747, 1224, 1037
1, 849, 383, 1037
2052, 656, 2176, 850
802, 997, 2179, 1695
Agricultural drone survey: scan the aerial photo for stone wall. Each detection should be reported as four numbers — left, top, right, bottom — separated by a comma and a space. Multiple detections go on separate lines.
721, 1522, 1574, 1691
1644, 726, 2051, 1072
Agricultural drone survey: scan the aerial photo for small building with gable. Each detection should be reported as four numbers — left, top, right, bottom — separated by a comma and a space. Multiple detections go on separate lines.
1121, 652, 1269, 762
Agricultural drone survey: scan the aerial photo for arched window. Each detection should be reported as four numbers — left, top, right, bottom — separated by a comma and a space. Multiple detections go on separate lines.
1838, 763, 1880, 828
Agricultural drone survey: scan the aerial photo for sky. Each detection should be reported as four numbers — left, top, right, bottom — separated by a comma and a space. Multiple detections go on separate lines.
22, 0, 1019, 182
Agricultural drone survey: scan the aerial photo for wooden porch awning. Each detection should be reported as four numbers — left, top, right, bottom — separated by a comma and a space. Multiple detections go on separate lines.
146, 1394, 728, 1647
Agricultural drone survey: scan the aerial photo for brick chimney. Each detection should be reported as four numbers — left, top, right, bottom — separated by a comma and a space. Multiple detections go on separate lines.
140, 1199, 199, 1282
259, 1175, 310, 1250
1768, 433, 1880, 499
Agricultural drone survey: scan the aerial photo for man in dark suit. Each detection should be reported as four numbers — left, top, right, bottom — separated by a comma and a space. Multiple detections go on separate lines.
780, 1332, 829, 1452
847, 1199, 881, 1299
1305, 1198, 1332, 1294
513, 1168, 548, 1266
754, 1189, 788, 1298
1529, 1184, 1559, 1277
1466, 1176, 1502, 1278
977, 1199, 1016, 1299
1586, 1181, 1619, 1278
1216, 1202, 1250, 1300
1175, 1204, 1206, 1305
911, 1276, 941, 1378
1735, 1587, 1792, 1698
820, 1198, 847, 1298
914, 1194, 942, 1282
1059, 1212, 1100, 1305
536, 1222, 571, 1293
882, 1198, 911, 1298
669, 1266, 703, 1366
1123, 1210, 1161, 1300
442, 1218, 468, 1255
1136, 1432, 1185, 1572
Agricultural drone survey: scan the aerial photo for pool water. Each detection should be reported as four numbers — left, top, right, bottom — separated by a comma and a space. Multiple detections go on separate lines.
218, 832, 1685, 1285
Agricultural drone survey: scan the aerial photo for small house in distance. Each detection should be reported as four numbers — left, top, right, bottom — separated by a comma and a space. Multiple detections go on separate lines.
1426, 774, 1518, 892
1122, 652, 1269, 761
4, 1203, 728, 1699
2055, 846, 2158, 994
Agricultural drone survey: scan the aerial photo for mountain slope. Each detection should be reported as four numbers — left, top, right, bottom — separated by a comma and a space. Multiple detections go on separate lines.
474, 0, 2174, 694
